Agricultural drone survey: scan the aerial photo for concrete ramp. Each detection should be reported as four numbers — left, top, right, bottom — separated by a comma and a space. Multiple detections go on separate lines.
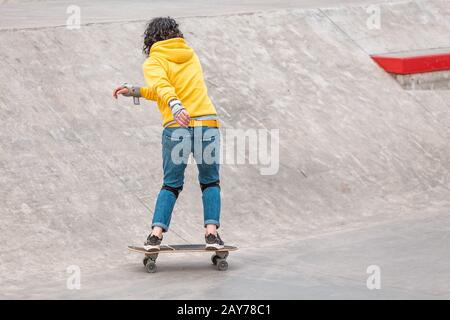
1, 0, 449, 298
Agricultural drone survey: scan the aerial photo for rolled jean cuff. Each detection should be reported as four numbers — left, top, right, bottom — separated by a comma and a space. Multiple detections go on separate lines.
204, 219, 220, 229
152, 222, 169, 232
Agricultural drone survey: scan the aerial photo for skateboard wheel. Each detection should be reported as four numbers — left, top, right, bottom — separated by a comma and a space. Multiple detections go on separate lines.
211, 255, 219, 265
217, 259, 228, 271
145, 260, 157, 273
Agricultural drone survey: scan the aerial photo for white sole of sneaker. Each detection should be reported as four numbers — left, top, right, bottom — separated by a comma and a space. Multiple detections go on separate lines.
143, 244, 160, 251
205, 243, 225, 250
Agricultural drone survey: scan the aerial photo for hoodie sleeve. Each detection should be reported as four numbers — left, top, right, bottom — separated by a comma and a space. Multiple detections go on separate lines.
139, 87, 156, 101
142, 57, 178, 107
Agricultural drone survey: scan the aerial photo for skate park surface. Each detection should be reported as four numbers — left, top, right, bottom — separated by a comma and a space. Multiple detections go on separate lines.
1, 0, 450, 299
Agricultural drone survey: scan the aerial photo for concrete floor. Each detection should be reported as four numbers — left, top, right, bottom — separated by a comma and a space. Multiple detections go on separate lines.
4, 212, 450, 299
1, 0, 449, 299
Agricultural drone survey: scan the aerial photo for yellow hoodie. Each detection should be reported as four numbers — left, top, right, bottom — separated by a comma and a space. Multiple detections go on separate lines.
140, 38, 217, 127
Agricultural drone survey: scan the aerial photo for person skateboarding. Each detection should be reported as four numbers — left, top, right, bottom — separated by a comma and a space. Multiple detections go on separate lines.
113, 17, 224, 251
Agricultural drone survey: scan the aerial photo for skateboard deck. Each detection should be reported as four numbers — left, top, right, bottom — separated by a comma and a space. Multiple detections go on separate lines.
128, 244, 238, 273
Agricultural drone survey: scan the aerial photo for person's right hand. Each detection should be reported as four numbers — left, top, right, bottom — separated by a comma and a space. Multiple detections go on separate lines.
174, 109, 190, 127
112, 86, 129, 99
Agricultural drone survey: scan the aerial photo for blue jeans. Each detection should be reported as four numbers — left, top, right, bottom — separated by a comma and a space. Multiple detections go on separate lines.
152, 126, 221, 232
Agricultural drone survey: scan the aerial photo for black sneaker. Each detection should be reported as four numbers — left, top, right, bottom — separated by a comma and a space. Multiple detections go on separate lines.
205, 232, 224, 250
143, 234, 162, 251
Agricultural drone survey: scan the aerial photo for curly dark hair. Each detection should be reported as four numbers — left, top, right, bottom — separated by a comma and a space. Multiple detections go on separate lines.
142, 17, 184, 56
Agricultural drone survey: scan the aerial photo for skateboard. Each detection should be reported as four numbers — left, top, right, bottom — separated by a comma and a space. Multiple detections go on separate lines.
128, 244, 238, 273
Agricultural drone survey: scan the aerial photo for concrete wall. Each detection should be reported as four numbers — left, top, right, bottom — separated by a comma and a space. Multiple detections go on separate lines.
1, 0, 449, 286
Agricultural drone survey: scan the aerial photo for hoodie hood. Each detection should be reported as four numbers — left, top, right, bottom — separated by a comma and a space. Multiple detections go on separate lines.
150, 38, 194, 64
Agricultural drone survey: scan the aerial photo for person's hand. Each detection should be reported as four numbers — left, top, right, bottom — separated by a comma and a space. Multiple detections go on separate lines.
112, 86, 129, 99
174, 109, 190, 127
